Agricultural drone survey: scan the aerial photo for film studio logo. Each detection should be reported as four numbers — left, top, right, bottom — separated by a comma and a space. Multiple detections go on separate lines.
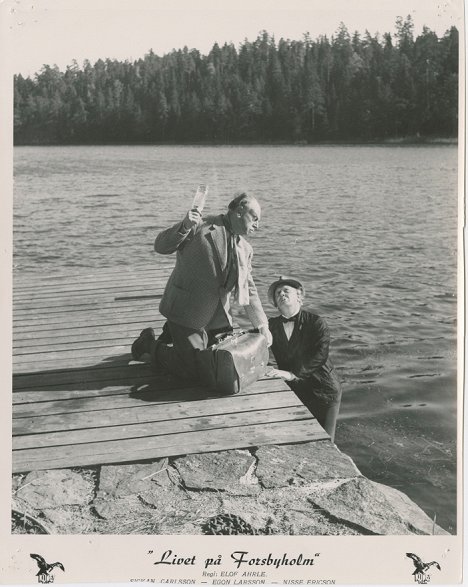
406, 553, 441, 584
30, 554, 65, 583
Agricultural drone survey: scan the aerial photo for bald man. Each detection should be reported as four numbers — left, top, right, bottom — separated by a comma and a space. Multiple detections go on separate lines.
132, 193, 272, 381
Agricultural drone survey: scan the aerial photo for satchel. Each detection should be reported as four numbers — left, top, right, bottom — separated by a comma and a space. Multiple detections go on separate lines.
196, 330, 269, 395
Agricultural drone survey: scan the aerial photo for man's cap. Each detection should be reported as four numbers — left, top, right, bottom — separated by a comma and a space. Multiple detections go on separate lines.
267, 276, 305, 306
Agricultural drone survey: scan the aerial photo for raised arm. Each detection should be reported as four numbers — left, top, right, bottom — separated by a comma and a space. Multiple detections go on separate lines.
154, 209, 201, 255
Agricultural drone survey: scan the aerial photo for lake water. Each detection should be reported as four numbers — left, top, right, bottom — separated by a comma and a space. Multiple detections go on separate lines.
13, 145, 459, 533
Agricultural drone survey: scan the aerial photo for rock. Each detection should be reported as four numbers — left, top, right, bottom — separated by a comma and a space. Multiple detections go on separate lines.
255, 441, 360, 488
15, 470, 94, 509
41, 506, 97, 534
173, 450, 259, 495
93, 495, 142, 520
375, 482, 449, 535
12, 474, 24, 493
214, 495, 272, 532
97, 460, 170, 499
308, 477, 449, 535
280, 500, 360, 536
93, 461, 185, 522
138, 483, 184, 510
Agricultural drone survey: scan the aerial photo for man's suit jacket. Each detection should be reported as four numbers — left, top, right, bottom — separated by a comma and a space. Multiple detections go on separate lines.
155, 214, 268, 330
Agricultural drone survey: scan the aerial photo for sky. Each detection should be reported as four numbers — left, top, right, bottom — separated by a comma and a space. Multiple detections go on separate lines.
4, 0, 464, 77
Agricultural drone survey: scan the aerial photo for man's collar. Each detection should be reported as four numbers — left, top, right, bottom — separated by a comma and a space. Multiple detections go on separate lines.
280, 312, 300, 324
222, 214, 241, 242
222, 213, 233, 234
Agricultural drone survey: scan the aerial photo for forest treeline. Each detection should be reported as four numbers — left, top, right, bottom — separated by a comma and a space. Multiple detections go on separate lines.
14, 17, 458, 144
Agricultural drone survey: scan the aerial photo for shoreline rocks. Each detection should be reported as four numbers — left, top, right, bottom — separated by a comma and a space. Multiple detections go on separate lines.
11, 440, 448, 536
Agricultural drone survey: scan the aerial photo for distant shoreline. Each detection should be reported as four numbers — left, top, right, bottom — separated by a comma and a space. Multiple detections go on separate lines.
13, 137, 458, 147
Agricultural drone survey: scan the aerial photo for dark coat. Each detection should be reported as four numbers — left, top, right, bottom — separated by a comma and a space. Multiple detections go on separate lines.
268, 308, 342, 406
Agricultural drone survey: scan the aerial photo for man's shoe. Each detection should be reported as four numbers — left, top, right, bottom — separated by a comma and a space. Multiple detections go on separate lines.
131, 327, 156, 360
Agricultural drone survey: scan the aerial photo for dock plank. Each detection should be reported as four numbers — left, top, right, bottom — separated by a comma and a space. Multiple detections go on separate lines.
14, 405, 311, 449
13, 379, 291, 418
13, 263, 174, 288
13, 420, 325, 473
13, 363, 154, 389
13, 309, 163, 328
13, 317, 163, 335
14, 333, 156, 353
13, 278, 169, 299
13, 373, 283, 403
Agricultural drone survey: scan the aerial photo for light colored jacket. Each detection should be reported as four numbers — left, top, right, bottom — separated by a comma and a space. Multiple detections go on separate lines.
155, 214, 268, 330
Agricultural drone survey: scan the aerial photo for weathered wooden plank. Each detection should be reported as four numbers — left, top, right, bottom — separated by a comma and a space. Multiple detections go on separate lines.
14, 405, 310, 450
13, 278, 170, 299
13, 344, 131, 364
13, 294, 161, 312
13, 264, 174, 288
14, 328, 254, 359
14, 333, 152, 353
13, 374, 283, 403
13, 276, 170, 297
13, 308, 162, 328
13, 363, 154, 389
13, 320, 165, 344
13, 378, 288, 417
13, 380, 154, 404
13, 355, 133, 374
13, 285, 167, 305
14, 266, 171, 285
13, 291, 162, 307
13, 316, 163, 335
13, 294, 162, 311
13, 307, 155, 324
14, 292, 162, 308
13, 388, 299, 434
13, 419, 326, 472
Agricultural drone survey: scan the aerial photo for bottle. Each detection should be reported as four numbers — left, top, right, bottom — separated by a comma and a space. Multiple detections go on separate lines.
192, 184, 208, 212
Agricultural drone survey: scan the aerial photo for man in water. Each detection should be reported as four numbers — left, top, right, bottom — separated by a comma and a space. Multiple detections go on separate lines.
131, 193, 272, 380
266, 276, 342, 442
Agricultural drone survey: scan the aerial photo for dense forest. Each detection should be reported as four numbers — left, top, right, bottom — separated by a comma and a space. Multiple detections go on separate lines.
14, 17, 458, 144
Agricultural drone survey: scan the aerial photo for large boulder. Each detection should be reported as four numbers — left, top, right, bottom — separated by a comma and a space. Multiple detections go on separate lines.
308, 477, 449, 535
93, 459, 180, 520
92, 495, 145, 521
255, 441, 360, 488
173, 450, 259, 495
96, 459, 172, 499
14, 469, 95, 509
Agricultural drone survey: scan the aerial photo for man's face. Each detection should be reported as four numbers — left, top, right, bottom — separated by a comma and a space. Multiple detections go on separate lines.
275, 285, 301, 309
238, 200, 261, 235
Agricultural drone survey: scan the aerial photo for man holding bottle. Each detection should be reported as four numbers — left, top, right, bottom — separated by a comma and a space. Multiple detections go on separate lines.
131, 192, 272, 381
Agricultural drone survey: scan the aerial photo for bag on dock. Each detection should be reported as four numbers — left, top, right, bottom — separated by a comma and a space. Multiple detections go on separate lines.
197, 330, 269, 395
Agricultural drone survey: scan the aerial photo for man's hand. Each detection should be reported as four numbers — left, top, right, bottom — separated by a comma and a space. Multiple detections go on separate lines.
258, 324, 273, 347
266, 368, 295, 381
182, 208, 202, 230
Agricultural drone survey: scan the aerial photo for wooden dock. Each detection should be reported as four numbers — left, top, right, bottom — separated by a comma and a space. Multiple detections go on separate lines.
12, 264, 328, 473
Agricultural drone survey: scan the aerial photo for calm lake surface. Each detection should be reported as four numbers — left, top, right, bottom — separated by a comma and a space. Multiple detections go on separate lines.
13, 145, 459, 533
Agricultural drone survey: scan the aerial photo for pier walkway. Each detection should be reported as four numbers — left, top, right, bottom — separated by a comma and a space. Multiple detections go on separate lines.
12, 264, 328, 473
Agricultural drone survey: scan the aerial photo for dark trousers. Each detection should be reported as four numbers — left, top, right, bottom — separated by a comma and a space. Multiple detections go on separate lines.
161, 321, 207, 380
304, 396, 341, 443
156, 320, 232, 381
292, 384, 342, 443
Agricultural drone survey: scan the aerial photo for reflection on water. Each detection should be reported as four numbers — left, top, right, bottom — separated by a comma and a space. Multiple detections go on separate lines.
13, 144, 458, 533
